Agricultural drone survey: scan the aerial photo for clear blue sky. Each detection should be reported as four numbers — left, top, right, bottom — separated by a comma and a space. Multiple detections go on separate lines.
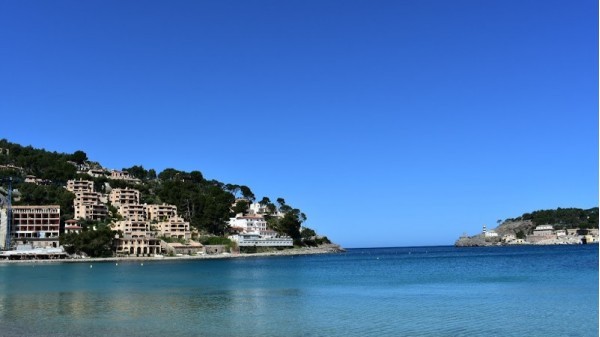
1, 0, 597, 248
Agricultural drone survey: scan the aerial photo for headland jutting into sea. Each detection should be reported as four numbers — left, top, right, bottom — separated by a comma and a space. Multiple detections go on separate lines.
0, 139, 339, 261
455, 207, 599, 247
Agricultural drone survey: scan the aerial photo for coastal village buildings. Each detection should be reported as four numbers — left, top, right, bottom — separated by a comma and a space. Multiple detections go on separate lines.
555, 229, 566, 237
0, 175, 201, 257
64, 219, 82, 234
69, 179, 108, 221
501, 225, 599, 245
1, 155, 597, 258
527, 224, 572, 244
73, 168, 141, 184
248, 202, 284, 218
111, 201, 195, 255
66, 179, 94, 193
74, 203, 108, 221
229, 214, 268, 233
109, 188, 140, 206
109, 170, 141, 184
11, 205, 61, 248
24, 175, 51, 185
227, 208, 293, 247
230, 232, 293, 247
458, 222, 600, 246
99, 184, 195, 255
0, 164, 24, 173
482, 225, 498, 238
146, 204, 178, 221
248, 202, 265, 215
83, 168, 106, 178
533, 225, 554, 236
119, 204, 147, 221
112, 219, 151, 234
113, 233, 162, 256
155, 216, 191, 240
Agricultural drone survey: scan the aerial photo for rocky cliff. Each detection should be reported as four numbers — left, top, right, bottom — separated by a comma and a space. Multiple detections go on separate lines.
455, 220, 535, 247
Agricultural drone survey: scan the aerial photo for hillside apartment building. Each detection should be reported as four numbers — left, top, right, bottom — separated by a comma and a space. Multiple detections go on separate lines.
10, 205, 61, 248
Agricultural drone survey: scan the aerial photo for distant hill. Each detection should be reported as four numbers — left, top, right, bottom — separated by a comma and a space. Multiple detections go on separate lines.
456, 207, 598, 246
512, 207, 598, 229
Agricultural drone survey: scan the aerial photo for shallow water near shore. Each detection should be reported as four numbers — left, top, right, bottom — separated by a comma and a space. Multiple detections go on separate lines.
0, 245, 597, 337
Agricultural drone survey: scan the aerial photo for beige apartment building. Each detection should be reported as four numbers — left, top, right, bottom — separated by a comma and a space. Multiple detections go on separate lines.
112, 219, 151, 235
74, 204, 108, 221
66, 179, 94, 193
109, 188, 140, 206
112, 220, 161, 256
68, 179, 108, 221
110, 202, 191, 255
86, 168, 107, 178
156, 217, 191, 239
119, 204, 146, 221
110, 170, 141, 183
111, 170, 132, 180
73, 190, 107, 221
74, 191, 101, 206
113, 234, 161, 256
146, 203, 178, 221
11, 206, 61, 247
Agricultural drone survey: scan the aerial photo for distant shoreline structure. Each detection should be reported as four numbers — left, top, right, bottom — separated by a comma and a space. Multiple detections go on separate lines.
456, 220, 599, 247
0, 244, 345, 264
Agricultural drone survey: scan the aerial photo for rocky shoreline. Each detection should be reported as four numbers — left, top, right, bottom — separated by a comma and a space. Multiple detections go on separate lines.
455, 236, 593, 247
0, 244, 346, 264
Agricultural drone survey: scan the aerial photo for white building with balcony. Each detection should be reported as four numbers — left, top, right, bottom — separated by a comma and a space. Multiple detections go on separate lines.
533, 225, 554, 236
229, 232, 293, 247
228, 215, 267, 233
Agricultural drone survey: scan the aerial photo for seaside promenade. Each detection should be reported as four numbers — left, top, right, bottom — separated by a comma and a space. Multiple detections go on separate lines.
0, 244, 344, 264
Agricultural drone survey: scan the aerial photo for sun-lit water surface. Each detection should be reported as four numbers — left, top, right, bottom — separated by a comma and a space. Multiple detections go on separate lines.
0, 245, 597, 337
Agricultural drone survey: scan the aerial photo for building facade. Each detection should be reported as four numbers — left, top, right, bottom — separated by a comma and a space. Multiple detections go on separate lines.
74, 202, 108, 221
119, 204, 146, 221
229, 233, 293, 247
109, 188, 140, 206
113, 235, 161, 256
228, 215, 268, 233
146, 204, 178, 221
66, 179, 95, 193
155, 217, 191, 239
533, 225, 554, 236
11, 205, 61, 248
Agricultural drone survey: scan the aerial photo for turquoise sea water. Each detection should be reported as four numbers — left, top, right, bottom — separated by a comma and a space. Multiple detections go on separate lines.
0, 245, 598, 337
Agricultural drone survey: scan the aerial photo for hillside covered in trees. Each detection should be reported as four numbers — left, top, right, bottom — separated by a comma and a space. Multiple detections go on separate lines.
0, 139, 329, 246
506, 207, 598, 229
